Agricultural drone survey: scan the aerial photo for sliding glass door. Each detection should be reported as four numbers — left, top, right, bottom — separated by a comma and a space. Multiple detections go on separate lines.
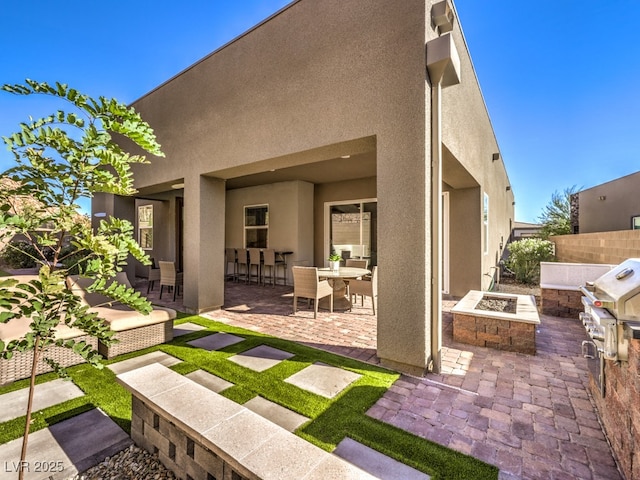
325, 199, 377, 267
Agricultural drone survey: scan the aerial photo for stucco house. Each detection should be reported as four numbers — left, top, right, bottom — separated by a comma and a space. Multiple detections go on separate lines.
573, 170, 640, 233
93, 0, 514, 375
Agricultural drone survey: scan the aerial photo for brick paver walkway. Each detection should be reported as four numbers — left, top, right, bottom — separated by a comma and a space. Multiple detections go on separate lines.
138, 279, 622, 480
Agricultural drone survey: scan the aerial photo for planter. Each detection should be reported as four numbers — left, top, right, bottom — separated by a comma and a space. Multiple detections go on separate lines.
329, 260, 340, 272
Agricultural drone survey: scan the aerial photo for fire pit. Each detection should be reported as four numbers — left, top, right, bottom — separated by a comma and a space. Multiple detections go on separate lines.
451, 290, 540, 354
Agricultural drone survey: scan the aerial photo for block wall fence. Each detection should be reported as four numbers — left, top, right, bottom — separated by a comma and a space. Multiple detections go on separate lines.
551, 230, 640, 264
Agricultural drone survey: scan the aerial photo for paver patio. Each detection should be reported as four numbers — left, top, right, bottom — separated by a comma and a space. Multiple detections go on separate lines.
139, 279, 623, 480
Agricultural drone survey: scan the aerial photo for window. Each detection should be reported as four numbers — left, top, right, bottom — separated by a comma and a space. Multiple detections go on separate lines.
138, 205, 153, 250
326, 200, 377, 266
245, 205, 268, 248
483, 193, 489, 254
632, 215, 640, 230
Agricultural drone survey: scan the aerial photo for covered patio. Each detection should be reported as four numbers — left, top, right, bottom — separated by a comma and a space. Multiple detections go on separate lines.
135, 278, 622, 480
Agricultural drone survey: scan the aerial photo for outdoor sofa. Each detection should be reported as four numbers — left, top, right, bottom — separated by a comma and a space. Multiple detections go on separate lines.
0, 273, 176, 384
66, 272, 176, 359
0, 275, 98, 385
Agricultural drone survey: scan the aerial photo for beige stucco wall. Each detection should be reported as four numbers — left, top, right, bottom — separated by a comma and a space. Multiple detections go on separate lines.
442, 2, 515, 295
226, 180, 314, 279
578, 171, 640, 233
104, 0, 514, 374
313, 177, 377, 267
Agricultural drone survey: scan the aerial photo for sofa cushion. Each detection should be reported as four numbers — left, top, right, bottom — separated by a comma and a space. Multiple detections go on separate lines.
66, 272, 132, 307
0, 314, 90, 342
1, 275, 87, 342
89, 305, 176, 332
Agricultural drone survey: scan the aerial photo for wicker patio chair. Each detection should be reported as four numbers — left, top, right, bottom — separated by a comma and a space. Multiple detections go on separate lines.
348, 266, 378, 314
292, 266, 333, 319
159, 261, 183, 301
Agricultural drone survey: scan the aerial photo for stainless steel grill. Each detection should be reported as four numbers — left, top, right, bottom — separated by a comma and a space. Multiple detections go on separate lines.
579, 258, 640, 395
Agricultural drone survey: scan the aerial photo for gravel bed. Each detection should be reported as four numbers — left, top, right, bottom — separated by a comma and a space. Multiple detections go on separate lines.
66, 445, 176, 480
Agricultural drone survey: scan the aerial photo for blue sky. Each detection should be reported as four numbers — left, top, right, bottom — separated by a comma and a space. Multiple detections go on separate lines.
1, 0, 639, 223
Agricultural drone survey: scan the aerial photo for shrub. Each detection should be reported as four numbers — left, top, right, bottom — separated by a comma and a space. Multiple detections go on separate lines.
506, 238, 555, 285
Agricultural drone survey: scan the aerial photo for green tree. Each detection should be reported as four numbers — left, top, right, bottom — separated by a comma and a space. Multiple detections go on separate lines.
537, 185, 580, 239
0, 79, 164, 479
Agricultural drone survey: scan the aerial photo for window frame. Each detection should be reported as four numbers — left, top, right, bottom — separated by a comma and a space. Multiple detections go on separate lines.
138, 204, 153, 250
244, 204, 269, 248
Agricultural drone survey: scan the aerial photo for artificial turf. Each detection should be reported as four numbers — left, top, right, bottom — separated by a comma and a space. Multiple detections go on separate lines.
0, 313, 499, 480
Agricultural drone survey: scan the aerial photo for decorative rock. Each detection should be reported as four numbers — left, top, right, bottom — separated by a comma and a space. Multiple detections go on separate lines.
65, 445, 176, 480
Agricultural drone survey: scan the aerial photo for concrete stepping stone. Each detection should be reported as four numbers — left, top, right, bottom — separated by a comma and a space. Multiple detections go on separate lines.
228, 345, 294, 372
334, 437, 431, 480
107, 350, 181, 375
173, 322, 207, 337
244, 396, 309, 432
186, 369, 234, 393
0, 408, 131, 480
285, 362, 361, 398
187, 332, 244, 351
0, 378, 84, 423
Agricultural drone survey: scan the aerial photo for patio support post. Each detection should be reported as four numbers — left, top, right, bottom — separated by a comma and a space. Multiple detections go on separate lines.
183, 175, 226, 313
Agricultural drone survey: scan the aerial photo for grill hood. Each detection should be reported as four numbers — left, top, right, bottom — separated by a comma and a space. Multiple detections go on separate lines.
587, 258, 640, 320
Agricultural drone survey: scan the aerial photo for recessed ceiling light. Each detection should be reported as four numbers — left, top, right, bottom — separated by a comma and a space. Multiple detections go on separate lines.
171, 183, 185, 189
340, 155, 351, 159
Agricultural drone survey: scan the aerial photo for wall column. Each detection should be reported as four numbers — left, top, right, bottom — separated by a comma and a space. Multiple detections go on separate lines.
91, 193, 136, 282
183, 175, 226, 313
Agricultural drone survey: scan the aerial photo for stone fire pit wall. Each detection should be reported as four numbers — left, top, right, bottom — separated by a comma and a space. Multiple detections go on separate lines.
451, 290, 540, 355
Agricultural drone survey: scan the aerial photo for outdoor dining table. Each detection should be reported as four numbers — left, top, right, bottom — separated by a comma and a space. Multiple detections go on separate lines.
318, 266, 370, 310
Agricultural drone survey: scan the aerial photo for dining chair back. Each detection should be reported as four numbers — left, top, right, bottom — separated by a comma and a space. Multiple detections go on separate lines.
345, 259, 368, 269
147, 263, 161, 294
292, 266, 333, 318
159, 261, 184, 301
348, 266, 378, 315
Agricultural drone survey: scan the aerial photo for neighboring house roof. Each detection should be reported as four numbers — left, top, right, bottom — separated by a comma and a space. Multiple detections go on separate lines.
513, 221, 541, 229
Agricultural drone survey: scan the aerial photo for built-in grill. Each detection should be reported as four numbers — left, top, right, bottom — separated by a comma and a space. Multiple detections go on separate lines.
579, 258, 640, 395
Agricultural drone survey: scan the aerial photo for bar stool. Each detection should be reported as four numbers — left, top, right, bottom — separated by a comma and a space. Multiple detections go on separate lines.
236, 248, 249, 283
247, 248, 262, 285
262, 249, 282, 286
225, 248, 238, 282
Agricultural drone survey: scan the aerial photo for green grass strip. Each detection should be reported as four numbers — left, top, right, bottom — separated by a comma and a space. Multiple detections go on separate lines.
0, 313, 498, 480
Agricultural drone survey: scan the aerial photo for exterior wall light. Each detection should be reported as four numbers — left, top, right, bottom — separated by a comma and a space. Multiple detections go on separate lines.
431, 1, 454, 34
506, 186, 511, 191
492, 153, 500, 162
599, 195, 607, 201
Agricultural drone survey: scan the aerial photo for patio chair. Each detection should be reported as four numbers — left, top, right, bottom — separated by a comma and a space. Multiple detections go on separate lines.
225, 248, 238, 282
345, 258, 368, 269
344, 258, 368, 294
262, 248, 286, 286
147, 259, 160, 293
349, 266, 377, 315
159, 261, 184, 301
292, 266, 333, 319
248, 248, 261, 285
